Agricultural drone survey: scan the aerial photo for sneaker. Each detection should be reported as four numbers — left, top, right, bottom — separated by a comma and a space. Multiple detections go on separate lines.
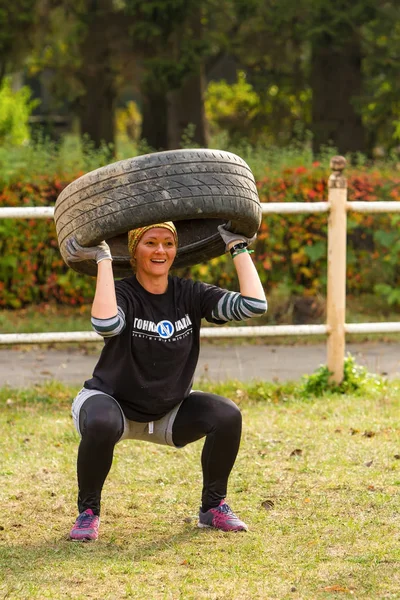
69, 509, 100, 541
198, 500, 248, 532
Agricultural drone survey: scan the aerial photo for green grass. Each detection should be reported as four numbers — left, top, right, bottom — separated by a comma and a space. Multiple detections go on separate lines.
1, 379, 400, 599
0, 303, 92, 334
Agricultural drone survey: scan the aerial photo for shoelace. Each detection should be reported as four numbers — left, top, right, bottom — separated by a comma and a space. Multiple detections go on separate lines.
76, 512, 96, 529
217, 503, 232, 515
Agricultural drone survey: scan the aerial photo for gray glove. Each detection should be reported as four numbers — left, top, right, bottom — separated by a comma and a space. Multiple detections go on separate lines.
65, 237, 112, 264
217, 222, 257, 251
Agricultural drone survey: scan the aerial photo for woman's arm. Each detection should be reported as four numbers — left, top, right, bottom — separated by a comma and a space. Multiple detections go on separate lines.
228, 241, 266, 302
218, 224, 266, 302
65, 237, 124, 335
91, 259, 118, 318
210, 224, 267, 323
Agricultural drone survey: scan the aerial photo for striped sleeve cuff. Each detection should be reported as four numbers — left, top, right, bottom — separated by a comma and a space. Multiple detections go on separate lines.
91, 306, 126, 337
211, 292, 267, 322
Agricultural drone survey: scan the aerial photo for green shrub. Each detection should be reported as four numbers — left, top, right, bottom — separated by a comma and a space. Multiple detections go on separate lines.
0, 135, 119, 187
188, 165, 400, 300
0, 178, 95, 308
300, 354, 387, 397
205, 71, 261, 144
205, 71, 311, 147
0, 78, 39, 145
115, 101, 142, 142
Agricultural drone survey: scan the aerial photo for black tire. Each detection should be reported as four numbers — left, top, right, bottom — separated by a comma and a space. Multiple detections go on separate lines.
54, 148, 261, 277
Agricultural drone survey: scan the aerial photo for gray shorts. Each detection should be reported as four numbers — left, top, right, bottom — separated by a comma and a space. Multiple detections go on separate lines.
71, 388, 183, 448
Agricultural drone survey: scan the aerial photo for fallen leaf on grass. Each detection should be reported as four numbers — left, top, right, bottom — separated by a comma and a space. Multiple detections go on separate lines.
261, 499, 274, 510
322, 585, 353, 593
363, 431, 375, 438
350, 428, 359, 435
290, 448, 302, 457
394, 454, 400, 460
364, 460, 373, 467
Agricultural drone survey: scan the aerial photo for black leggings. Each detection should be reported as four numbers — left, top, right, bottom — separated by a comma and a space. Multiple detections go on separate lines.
77, 391, 242, 515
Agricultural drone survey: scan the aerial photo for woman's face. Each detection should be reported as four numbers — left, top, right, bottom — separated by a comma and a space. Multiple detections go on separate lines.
134, 228, 177, 277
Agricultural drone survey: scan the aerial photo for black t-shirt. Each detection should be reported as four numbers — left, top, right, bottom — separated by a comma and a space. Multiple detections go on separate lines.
84, 275, 226, 421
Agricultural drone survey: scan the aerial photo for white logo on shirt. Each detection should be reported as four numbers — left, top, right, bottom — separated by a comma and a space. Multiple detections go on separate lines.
156, 320, 174, 338
132, 314, 192, 342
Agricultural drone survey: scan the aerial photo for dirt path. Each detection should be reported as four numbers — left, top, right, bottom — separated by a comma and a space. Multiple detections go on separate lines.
1, 341, 400, 388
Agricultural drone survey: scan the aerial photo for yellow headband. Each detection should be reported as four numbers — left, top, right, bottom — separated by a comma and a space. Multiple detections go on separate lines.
128, 222, 178, 257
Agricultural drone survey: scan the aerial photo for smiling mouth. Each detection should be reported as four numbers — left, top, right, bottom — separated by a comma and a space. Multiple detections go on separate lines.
151, 259, 166, 263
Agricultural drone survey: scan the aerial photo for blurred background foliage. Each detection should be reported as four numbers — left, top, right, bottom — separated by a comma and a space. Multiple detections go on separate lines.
0, 0, 399, 156
1, 166, 399, 317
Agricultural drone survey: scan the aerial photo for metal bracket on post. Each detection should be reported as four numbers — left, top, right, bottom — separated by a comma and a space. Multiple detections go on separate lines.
326, 155, 347, 383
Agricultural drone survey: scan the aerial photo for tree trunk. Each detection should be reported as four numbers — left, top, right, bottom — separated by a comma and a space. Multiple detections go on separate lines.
140, 81, 168, 150
311, 33, 366, 155
78, 67, 116, 152
166, 65, 209, 150
77, 4, 117, 152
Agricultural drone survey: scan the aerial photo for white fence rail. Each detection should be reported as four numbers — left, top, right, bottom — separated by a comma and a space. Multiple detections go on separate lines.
0, 207, 55, 218
1, 155, 400, 382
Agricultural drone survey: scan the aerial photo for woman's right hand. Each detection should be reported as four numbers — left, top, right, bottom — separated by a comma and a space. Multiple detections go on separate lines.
65, 237, 112, 264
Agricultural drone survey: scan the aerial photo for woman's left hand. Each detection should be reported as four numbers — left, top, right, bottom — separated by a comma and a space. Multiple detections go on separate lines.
217, 222, 257, 251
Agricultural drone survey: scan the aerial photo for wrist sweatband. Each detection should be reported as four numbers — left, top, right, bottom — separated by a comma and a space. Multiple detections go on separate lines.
229, 242, 248, 255
231, 248, 254, 259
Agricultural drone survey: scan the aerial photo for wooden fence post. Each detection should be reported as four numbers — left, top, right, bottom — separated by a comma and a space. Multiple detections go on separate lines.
326, 155, 347, 383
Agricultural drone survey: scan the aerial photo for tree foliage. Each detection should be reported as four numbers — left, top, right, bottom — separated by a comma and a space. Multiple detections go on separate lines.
2, 0, 400, 153
0, 78, 39, 144
0, 1, 38, 80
